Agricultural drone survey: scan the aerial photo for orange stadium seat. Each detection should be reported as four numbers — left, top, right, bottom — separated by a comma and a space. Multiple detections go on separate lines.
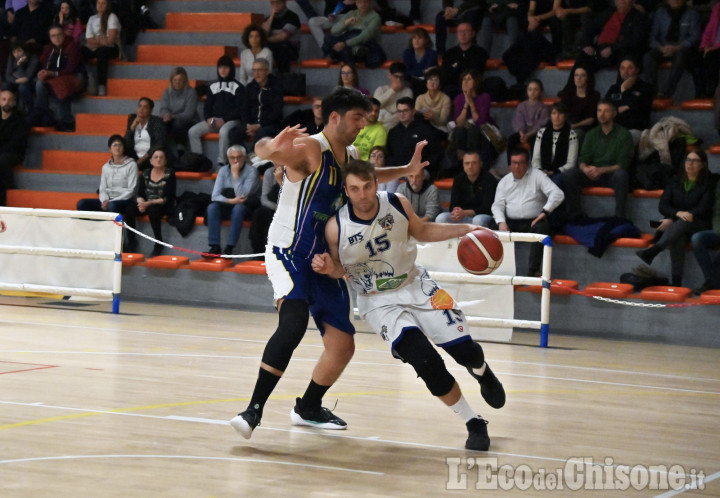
188, 257, 234, 271
227, 260, 267, 275
121, 253, 145, 267
639, 285, 691, 302
583, 282, 633, 298
144, 255, 189, 269
164, 12, 262, 31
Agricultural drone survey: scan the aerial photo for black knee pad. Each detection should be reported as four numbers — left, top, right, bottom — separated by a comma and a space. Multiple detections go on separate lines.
395, 329, 456, 397
444, 340, 485, 369
261, 299, 310, 372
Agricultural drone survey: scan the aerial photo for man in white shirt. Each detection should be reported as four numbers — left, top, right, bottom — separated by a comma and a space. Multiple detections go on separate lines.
492, 148, 564, 276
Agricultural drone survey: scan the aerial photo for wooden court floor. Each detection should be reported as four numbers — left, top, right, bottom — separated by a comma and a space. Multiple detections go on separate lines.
0, 296, 719, 497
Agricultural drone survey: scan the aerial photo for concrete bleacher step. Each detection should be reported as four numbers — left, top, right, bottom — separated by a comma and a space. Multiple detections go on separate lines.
164, 12, 263, 31
135, 45, 238, 65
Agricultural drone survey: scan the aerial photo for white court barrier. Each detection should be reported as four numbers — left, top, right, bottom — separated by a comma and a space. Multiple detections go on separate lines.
353, 231, 553, 347
0, 207, 124, 313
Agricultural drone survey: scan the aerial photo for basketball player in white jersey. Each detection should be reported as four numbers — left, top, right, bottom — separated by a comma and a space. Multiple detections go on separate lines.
312, 159, 506, 451
231, 88, 430, 439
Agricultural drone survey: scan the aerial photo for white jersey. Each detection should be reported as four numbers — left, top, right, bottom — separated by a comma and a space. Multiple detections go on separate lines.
337, 191, 419, 297
267, 132, 357, 258
337, 191, 469, 347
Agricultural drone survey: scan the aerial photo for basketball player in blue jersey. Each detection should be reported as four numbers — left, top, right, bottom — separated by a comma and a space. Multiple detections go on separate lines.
231, 88, 430, 439
312, 159, 506, 451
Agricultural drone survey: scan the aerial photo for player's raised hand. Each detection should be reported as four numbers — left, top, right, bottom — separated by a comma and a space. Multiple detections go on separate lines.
270, 125, 308, 153
406, 140, 430, 175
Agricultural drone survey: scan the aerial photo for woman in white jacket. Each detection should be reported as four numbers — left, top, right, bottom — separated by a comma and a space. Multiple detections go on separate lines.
238, 24, 274, 86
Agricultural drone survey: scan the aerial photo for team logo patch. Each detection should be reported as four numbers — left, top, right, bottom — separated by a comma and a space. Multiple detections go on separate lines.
457, 325, 464, 333
378, 214, 394, 231
430, 288, 455, 310
380, 325, 389, 342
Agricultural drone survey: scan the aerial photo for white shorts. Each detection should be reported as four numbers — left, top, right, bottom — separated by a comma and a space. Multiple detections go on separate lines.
359, 269, 471, 351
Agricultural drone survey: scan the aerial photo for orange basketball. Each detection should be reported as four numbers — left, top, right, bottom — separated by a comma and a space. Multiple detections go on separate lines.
457, 228, 504, 275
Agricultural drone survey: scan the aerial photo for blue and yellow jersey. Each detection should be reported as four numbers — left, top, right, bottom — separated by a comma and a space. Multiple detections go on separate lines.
267, 132, 358, 258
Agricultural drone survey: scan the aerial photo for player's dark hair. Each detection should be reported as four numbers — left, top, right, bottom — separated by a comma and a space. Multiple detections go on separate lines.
342, 159, 376, 183
321, 87, 372, 124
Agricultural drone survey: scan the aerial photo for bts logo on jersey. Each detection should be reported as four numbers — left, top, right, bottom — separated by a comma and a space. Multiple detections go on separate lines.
348, 232, 364, 245
378, 214, 394, 231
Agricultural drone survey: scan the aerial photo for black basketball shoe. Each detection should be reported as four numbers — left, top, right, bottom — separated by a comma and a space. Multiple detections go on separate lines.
230, 406, 261, 439
465, 417, 490, 451
290, 397, 347, 430
468, 363, 506, 409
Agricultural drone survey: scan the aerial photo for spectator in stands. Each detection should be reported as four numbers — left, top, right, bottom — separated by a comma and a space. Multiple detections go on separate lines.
527, 0, 562, 57
127, 146, 176, 257
188, 55, 245, 168
553, 0, 592, 59
436, 151, 497, 227
159, 67, 197, 153
561, 99, 633, 218
434, 0, 484, 55
206, 145, 261, 256
306, 0, 356, 52
492, 147, 565, 276
125, 96, 166, 171
576, 0, 649, 72
403, 27, 438, 96
637, 149, 713, 286
76, 134, 138, 227
55, 1, 84, 44
605, 56, 655, 142
262, 0, 301, 73
478, 0, 526, 56
373, 61, 413, 131
82, 0, 121, 97
0, 89, 29, 207
323, 0, 385, 68
242, 58, 283, 151
11, 0, 52, 53
415, 68, 452, 136
396, 170, 441, 221
532, 101, 579, 185
507, 79, 549, 162
370, 145, 399, 193
239, 24, 274, 87
281, 96, 324, 135
447, 69, 493, 170
386, 97, 444, 177
696, 2, 720, 98
691, 178, 720, 293
353, 97, 387, 159
2, 42, 37, 112
249, 161, 283, 257
34, 24, 85, 132
337, 62, 369, 95
642, 0, 700, 99
442, 21, 488, 99
558, 63, 600, 139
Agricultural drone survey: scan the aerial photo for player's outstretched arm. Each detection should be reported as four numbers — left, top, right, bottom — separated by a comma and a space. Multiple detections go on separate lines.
255, 125, 315, 173
375, 140, 430, 184
311, 216, 346, 279
399, 194, 478, 242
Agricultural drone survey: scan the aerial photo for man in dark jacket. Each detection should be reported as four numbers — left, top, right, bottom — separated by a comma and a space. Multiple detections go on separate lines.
242, 58, 283, 152
11, 0, 53, 51
435, 0, 484, 55
33, 25, 85, 131
441, 21, 488, 99
436, 151, 497, 227
386, 97, 443, 178
0, 89, 29, 205
605, 56, 655, 139
188, 55, 245, 167
576, 0, 649, 72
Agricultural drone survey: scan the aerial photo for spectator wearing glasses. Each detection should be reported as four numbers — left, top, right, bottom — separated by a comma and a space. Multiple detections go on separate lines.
373, 61, 413, 131
353, 97, 387, 160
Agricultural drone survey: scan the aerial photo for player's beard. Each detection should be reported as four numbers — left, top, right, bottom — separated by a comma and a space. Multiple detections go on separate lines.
1, 104, 14, 114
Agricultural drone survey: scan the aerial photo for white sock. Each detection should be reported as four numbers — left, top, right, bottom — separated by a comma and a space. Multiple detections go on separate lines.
449, 395, 479, 423
472, 362, 487, 378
